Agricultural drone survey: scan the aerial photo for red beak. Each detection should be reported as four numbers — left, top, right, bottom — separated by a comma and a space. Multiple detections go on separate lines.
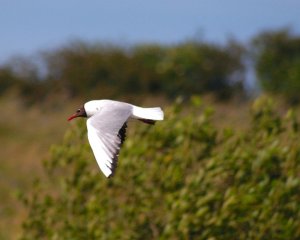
68, 114, 78, 121
68, 106, 86, 121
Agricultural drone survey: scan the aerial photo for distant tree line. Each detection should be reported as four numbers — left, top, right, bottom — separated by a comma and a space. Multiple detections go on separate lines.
0, 28, 299, 103
251, 29, 300, 104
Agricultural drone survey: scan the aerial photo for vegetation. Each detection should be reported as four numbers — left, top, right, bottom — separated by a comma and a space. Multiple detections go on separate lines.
0, 41, 245, 103
252, 29, 300, 103
1, 28, 300, 239
20, 97, 300, 239
2, 29, 300, 105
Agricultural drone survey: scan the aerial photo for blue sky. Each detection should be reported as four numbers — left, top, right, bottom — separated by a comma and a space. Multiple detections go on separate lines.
0, 0, 299, 62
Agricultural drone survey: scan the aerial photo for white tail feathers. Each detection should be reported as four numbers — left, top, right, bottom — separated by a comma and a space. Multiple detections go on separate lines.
132, 106, 164, 121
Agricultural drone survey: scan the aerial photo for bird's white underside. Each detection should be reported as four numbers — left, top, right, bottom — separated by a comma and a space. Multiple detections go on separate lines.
85, 100, 164, 177
87, 126, 120, 177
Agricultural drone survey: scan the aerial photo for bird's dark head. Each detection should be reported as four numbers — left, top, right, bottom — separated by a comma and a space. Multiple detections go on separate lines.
68, 106, 87, 121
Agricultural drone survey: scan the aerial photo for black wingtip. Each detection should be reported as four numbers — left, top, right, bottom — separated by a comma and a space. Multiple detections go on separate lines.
118, 123, 127, 145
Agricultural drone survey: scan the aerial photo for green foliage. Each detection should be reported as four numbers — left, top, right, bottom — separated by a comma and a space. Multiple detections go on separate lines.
0, 41, 245, 102
0, 66, 19, 94
20, 98, 300, 239
3, 29, 300, 104
252, 29, 300, 103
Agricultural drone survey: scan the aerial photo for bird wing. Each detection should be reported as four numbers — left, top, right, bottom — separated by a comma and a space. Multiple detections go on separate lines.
86, 105, 131, 177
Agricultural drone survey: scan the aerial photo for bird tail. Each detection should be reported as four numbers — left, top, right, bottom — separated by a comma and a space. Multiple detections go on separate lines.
132, 106, 164, 124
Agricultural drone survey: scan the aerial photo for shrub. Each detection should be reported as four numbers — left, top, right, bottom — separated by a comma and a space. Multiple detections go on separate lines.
20, 97, 300, 239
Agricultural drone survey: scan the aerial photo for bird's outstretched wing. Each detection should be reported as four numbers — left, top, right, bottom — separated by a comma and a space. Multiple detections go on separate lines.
86, 105, 132, 177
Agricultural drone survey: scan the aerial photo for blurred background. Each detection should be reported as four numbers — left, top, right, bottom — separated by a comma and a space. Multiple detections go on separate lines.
0, 1, 300, 239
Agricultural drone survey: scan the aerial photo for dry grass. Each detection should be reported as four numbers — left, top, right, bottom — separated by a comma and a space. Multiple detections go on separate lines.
0, 93, 82, 239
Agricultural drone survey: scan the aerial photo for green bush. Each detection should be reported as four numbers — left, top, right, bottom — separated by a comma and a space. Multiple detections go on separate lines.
20, 97, 300, 239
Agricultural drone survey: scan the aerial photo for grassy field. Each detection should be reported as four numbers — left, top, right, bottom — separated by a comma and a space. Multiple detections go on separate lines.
0, 93, 260, 239
0, 93, 82, 239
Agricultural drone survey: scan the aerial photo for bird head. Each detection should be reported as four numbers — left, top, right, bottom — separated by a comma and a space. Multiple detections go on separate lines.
68, 106, 87, 121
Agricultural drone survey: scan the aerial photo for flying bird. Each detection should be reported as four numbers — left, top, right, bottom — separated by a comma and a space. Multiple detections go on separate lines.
68, 100, 164, 178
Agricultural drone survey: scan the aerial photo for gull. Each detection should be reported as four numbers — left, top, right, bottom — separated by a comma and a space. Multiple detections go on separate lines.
68, 99, 164, 177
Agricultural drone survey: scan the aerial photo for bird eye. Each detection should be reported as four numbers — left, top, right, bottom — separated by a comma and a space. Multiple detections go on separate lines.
76, 109, 81, 113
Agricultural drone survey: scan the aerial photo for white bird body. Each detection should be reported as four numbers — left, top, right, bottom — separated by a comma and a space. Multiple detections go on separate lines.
68, 99, 164, 177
